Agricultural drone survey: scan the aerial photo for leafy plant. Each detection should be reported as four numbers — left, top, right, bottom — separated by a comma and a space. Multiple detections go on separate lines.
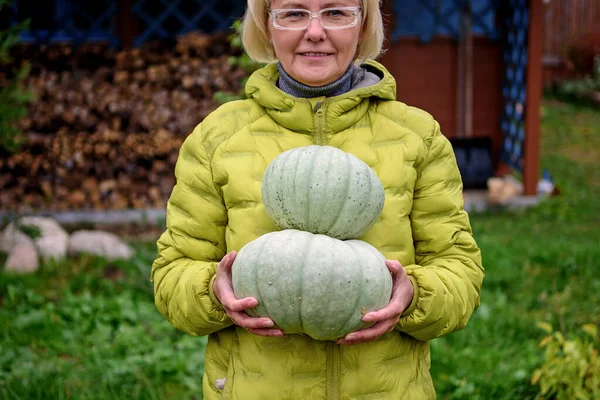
212, 20, 264, 104
554, 55, 600, 106
14, 218, 42, 239
0, 0, 34, 154
531, 322, 600, 400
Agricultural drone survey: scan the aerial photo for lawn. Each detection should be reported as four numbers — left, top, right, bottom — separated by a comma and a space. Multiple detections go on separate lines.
1, 97, 599, 399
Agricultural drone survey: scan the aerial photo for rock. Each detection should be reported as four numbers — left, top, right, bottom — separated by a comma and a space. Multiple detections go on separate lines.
487, 177, 506, 205
1, 217, 68, 261
487, 176, 524, 206
0, 224, 34, 253
69, 230, 134, 260
5, 242, 39, 274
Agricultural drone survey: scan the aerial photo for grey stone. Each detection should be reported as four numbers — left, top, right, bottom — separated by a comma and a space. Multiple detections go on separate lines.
5, 242, 39, 274
0, 225, 34, 253
69, 230, 134, 260
1, 217, 68, 261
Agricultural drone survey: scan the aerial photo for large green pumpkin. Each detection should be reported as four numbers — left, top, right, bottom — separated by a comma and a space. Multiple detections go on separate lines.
261, 145, 385, 240
232, 229, 392, 341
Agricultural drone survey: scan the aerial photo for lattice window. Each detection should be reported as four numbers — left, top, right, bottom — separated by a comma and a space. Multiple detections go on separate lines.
132, 0, 245, 47
500, 0, 529, 171
8, 0, 119, 46
391, 0, 498, 43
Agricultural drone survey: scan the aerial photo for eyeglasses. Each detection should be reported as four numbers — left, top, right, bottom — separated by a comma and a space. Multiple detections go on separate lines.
270, 7, 361, 30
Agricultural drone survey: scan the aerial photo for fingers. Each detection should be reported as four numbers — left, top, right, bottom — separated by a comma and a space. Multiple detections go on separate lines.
229, 310, 274, 329
337, 320, 395, 345
218, 250, 237, 272
233, 311, 284, 336
385, 259, 402, 274
218, 291, 267, 325
223, 297, 284, 336
363, 260, 409, 323
214, 250, 244, 308
221, 294, 256, 311
227, 310, 284, 337
362, 288, 412, 323
214, 251, 284, 337
248, 328, 286, 337
362, 302, 401, 323
338, 259, 412, 346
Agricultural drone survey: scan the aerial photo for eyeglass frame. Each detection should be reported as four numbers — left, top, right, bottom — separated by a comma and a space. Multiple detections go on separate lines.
270, 7, 362, 31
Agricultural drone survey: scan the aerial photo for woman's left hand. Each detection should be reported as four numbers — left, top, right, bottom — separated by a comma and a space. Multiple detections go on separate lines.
337, 259, 414, 346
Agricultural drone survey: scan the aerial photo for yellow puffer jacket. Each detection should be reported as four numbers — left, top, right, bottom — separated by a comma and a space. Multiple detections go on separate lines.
151, 60, 484, 399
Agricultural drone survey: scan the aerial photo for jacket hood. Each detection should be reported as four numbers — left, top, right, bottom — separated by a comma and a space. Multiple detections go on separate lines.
244, 60, 397, 134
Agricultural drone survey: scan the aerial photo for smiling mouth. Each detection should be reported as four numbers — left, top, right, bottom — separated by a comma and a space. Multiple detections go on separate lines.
299, 53, 331, 57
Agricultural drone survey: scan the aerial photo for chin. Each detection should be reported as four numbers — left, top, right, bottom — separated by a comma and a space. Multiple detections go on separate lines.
298, 73, 335, 87
303, 79, 332, 87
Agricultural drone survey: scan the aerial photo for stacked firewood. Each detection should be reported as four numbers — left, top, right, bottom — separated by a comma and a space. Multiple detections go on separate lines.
1, 32, 250, 213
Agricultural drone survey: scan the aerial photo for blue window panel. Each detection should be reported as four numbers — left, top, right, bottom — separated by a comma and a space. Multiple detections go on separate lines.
12, 0, 119, 46
516, 68, 525, 84
132, 0, 245, 47
517, 29, 526, 46
391, 0, 499, 43
518, 127, 525, 142
510, 86, 518, 99
10, 0, 119, 46
390, 0, 438, 42
510, 121, 518, 136
471, 0, 498, 37
500, 0, 529, 171
507, 67, 515, 81
9, 0, 245, 48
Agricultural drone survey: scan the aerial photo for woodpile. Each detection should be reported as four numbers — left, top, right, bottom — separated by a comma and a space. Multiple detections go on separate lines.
1, 32, 250, 213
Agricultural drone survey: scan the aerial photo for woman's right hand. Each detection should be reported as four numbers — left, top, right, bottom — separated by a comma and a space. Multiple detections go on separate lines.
213, 251, 285, 337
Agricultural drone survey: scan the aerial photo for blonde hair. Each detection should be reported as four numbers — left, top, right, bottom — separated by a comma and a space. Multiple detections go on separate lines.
241, 0, 385, 63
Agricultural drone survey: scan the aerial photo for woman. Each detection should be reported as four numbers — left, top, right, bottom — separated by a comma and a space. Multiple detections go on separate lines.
151, 0, 484, 398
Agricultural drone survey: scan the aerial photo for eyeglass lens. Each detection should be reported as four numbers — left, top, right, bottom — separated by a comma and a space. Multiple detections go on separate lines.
274, 8, 357, 29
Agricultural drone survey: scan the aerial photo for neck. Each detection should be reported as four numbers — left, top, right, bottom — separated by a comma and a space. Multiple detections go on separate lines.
276, 63, 355, 98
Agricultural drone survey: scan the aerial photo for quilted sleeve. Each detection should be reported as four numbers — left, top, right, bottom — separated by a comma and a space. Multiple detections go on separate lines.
151, 123, 233, 336
396, 120, 484, 341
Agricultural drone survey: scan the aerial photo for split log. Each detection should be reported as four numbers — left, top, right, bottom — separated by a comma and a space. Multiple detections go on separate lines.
1, 31, 251, 213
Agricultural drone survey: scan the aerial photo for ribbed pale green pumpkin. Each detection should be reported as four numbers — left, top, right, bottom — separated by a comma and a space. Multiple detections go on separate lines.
262, 145, 385, 240
232, 229, 393, 341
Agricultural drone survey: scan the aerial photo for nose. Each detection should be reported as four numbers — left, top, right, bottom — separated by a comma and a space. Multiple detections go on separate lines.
304, 16, 326, 41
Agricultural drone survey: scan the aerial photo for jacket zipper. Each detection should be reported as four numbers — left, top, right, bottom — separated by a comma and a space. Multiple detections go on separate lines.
326, 342, 340, 400
313, 101, 326, 145
317, 100, 338, 399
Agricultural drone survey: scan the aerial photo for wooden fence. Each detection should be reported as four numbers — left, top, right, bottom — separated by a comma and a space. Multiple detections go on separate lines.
542, 0, 600, 86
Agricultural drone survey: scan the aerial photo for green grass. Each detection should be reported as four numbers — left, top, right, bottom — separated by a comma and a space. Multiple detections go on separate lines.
1, 97, 599, 399
430, 99, 600, 399
0, 245, 207, 399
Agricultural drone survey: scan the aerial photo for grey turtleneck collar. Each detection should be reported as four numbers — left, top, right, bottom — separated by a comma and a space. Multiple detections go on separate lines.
277, 62, 355, 98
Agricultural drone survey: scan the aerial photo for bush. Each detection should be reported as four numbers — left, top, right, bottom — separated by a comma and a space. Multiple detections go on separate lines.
553, 55, 600, 107
0, 0, 34, 155
212, 20, 264, 104
531, 322, 600, 400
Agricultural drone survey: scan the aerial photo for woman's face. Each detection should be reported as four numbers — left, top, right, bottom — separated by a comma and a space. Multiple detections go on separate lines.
268, 0, 363, 87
